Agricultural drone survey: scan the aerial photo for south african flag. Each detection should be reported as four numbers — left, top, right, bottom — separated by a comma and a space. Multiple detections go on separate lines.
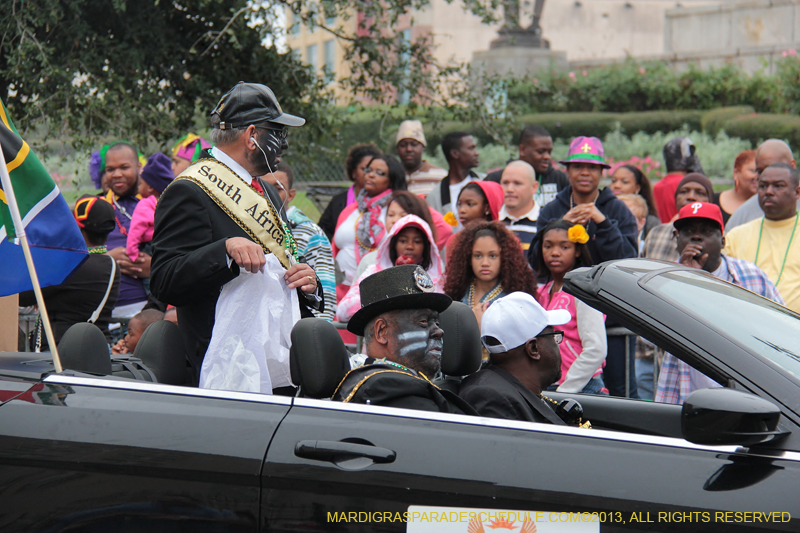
0, 99, 87, 297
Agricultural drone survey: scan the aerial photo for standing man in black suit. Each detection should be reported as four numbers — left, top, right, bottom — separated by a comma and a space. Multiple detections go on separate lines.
150, 82, 323, 387
459, 292, 572, 424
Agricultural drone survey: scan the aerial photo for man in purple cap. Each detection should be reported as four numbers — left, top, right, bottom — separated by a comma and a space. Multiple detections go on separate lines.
151, 81, 323, 388
530, 136, 639, 399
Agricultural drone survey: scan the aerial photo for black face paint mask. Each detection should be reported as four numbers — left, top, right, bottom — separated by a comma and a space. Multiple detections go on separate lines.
253, 128, 288, 172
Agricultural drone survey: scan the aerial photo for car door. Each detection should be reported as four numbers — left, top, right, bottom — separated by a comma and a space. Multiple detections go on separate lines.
0, 374, 291, 533
261, 398, 800, 532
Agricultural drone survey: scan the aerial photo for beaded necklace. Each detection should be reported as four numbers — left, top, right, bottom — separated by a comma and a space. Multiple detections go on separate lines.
539, 393, 592, 429
754, 211, 798, 287
376, 358, 433, 383
88, 245, 108, 254
468, 280, 503, 307
354, 212, 377, 252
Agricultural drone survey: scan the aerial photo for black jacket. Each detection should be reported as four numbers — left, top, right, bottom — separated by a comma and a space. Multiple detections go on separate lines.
529, 185, 639, 268
485, 163, 569, 189
20, 253, 120, 348
459, 365, 565, 425
317, 188, 348, 241
334, 363, 477, 415
150, 161, 322, 385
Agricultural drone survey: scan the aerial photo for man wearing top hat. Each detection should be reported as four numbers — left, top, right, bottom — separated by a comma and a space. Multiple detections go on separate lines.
333, 264, 476, 415
151, 81, 323, 387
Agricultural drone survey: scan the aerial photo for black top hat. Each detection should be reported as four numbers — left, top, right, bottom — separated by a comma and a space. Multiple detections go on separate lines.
211, 81, 305, 130
73, 195, 115, 235
348, 265, 452, 336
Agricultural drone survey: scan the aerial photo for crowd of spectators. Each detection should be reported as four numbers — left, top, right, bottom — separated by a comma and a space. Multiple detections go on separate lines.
18, 117, 800, 414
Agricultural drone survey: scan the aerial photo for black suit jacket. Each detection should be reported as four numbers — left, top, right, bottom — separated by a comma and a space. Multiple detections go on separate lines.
334, 364, 477, 415
150, 161, 322, 385
459, 365, 565, 425
317, 188, 348, 241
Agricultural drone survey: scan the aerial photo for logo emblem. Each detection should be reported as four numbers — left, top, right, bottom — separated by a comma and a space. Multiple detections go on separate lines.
414, 266, 434, 293
691, 202, 703, 214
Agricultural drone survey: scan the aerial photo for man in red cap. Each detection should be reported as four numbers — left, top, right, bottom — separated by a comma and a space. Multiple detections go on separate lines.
655, 202, 782, 404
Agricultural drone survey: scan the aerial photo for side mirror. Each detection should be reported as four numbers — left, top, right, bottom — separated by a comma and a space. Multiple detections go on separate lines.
682, 388, 787, 447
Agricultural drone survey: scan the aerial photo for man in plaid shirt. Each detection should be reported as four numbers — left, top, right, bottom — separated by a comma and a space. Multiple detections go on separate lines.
655, 202, 783, 404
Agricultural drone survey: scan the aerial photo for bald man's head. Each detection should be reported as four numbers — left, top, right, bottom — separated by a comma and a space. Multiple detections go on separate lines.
755, 139, 796, 175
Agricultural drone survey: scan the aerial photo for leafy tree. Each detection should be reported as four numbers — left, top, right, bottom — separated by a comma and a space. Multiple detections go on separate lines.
1, 0, 505, 152
1, 0, 330, 151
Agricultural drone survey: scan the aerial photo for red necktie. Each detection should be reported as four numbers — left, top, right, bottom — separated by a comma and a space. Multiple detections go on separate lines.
250, 179, 264, 196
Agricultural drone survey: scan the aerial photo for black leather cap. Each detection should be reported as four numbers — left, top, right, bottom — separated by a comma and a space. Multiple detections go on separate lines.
210, 81, 305, 129
348, 265, 452, 336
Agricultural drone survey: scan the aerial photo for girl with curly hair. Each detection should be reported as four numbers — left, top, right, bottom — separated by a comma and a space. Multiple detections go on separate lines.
444, 221, 537, 326
535, 219, 607, 395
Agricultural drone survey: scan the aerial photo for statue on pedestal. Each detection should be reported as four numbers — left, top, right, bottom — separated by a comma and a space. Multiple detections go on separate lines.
492, 0, 549, 49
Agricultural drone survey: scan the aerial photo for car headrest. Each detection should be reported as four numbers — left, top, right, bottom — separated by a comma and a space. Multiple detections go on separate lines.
133, 320, 187, 385
439, 301, 482, 377
290, 318, 351, 398
57, 323, 112, 375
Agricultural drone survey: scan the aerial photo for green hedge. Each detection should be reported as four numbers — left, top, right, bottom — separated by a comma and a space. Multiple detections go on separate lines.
332, 106, 800, 157
700, 106, 756, 136
721, 114, 800, 150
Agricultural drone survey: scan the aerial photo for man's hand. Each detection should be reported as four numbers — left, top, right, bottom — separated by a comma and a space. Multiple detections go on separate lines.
226, 237, 265, 274
563, 203, 606, 226
471, 301, 489, 328
111, 338, 128, 355
108, 248, 151, 279
679, 243, 707, 270
285, 263, 317, 294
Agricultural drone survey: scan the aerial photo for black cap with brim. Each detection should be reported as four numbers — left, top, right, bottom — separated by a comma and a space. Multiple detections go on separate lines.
347, 265, 452, 336
211, 81, 305, 130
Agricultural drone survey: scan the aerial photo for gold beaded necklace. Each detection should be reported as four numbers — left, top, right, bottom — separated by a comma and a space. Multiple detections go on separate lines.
468, 280, 503, 307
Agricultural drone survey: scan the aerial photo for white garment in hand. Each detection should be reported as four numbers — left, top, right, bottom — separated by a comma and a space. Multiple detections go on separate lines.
200, 254, 300, 394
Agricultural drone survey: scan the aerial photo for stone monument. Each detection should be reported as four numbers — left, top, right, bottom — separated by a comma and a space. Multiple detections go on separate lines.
472, 0, 568, 77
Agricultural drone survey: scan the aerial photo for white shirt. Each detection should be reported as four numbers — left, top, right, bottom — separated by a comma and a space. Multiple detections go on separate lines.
449, 176, 475, 208
211, 146, 253, 185
499, 202, 540, 223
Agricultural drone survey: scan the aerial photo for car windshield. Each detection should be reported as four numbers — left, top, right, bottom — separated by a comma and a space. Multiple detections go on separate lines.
643, 269, 800, 382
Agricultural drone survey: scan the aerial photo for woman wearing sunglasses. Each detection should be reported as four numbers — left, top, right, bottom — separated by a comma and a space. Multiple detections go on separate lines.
332, 154, 407, 302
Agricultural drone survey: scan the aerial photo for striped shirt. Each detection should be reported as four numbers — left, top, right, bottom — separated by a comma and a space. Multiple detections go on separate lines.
287, 207, 337, 321
499, 204, 540, 251
655, 255, 783, 404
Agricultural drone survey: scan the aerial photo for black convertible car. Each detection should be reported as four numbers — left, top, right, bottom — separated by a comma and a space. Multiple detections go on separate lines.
1, 259, 799, 532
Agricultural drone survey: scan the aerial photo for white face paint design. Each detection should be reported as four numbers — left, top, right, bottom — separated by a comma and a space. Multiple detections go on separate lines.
397, 331, 429, 357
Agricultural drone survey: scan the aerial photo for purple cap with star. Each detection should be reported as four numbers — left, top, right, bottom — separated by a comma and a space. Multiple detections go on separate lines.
559, 136, 611, 169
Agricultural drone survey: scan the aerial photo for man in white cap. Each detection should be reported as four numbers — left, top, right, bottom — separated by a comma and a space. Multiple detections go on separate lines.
459, 292, 572, 425
396, 119, 446, 196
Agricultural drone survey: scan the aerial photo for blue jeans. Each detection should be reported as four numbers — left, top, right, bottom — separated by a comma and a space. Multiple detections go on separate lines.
604, 334, 640, 399
636, 357, 655, 400
547, 375, 608, 395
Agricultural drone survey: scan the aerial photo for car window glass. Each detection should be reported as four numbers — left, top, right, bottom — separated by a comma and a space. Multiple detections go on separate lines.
645, 270, 800, 383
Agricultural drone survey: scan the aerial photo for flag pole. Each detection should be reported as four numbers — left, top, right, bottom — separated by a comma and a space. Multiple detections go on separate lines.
0, 144, 63, 372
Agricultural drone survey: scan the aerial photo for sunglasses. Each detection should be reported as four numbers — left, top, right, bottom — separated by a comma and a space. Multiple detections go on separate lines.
261, 126, 288, 140
537, 330, 564, 344
364, 167, 387, 177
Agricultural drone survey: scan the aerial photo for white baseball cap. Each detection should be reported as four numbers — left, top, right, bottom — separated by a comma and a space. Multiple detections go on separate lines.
480, 292, 571, 354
